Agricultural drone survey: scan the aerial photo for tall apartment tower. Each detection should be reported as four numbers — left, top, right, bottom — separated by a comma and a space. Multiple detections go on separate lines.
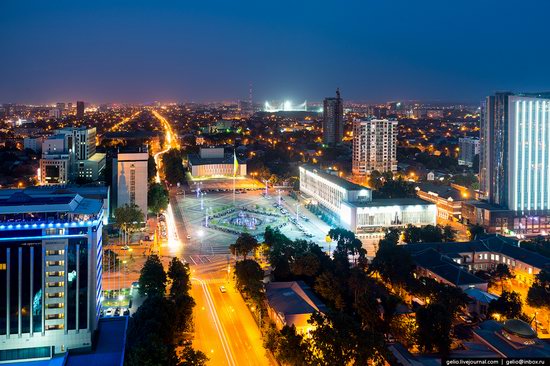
112, 148, 148, 221
0, 190, 104, 362
322, 89, 344, 145
76, 101, 85, 119
352, 118, 398, 176
480, 92, 550, 211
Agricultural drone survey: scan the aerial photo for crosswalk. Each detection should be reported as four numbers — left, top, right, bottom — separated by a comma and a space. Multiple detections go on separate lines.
183, 254, 230, 265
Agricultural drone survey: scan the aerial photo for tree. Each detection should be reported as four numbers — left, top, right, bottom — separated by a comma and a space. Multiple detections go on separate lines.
491, 264, 515, 291
416, 303, 452, 355
180, 345, 208, 366
314, 271, 347, 311
168, 257, 191, 297
290, 253, 321, 278
148, 154, 157, 182
139, 255, 167, 297
442, 225, 456, 242
162, 149, 186, 185
468, 224, 486, 240
487, 290, 523, 320
527, 269, 550, 310
114, 203, 144, 244
234, 259, 264, 302
275, 325, 313, 366
148, 182, 169, 215
307, 312, 385, 366
230, 233, 259, 260
370, 238, 415, 290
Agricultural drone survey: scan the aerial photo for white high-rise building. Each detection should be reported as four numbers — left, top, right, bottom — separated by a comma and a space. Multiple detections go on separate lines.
112, 148, 148, 221
352, 118, 398, 177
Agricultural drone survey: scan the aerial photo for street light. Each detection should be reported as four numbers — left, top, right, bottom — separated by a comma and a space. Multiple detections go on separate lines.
264, 180, 269, 196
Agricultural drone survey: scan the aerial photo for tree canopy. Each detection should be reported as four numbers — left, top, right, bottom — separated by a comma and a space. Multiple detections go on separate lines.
139, 254, 167, 297
148, 182, 169, 215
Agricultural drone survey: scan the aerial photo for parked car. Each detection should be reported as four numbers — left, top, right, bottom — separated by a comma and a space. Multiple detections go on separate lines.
219, 285, 226, 293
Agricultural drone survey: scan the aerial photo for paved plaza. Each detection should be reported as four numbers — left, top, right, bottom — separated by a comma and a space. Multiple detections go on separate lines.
174, 189, 332, 255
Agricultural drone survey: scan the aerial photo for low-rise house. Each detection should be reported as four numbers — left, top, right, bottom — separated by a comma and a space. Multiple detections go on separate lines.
265, 281, 328, 334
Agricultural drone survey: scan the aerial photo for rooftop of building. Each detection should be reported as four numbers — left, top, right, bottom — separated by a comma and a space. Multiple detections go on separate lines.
0, 191, 103, 216
404, 234, 550, 270
464, 287, 499, 305
188, 153, 245, 166
265, 281, 328, 316
410, 247, 487, 287
0, 185, 109, 198
300, 165, 367, 192
6, 317, 127, 366
415, 182, 464, 201
86, 152, 106, 162
473, 320, 550, 358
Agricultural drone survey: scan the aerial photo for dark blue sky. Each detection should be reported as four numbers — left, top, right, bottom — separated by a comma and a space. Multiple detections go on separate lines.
1, 0, 549, 104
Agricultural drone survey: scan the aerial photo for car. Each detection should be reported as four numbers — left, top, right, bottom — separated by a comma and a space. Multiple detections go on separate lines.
121, 245, 130, 250
123, 309, 130, 316
186, 234, 191, 239
114, 307, 121, 316
219, 285, 226, 293
104, 308, 114, 317
131, 281, 140, 289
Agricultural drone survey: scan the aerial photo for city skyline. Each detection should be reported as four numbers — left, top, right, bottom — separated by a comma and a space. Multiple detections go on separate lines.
2, 0, 550, 104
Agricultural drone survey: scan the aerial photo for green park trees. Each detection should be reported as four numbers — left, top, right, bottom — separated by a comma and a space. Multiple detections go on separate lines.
148, 182, 169, 215
114, 203, 143, 245
527, 269, 550, 310
487, 290, 525, 320
229, 233, 259, 260
138, 254, 167, 297
125, 255, 206, 366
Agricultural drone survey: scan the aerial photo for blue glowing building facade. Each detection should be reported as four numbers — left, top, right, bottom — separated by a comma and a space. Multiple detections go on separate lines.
0, 191, 103, 363
476, 92, 550, 236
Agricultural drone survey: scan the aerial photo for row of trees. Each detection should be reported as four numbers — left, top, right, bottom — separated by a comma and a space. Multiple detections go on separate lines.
125, 255, 207, 366
162, 149, 186, 185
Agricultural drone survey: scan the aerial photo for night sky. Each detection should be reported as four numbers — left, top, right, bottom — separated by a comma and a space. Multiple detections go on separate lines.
1, 0, 550, 104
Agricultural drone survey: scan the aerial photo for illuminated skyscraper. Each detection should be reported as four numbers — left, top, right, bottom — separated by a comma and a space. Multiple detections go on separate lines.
481, 92, 550, 211
322, 89, 343, 145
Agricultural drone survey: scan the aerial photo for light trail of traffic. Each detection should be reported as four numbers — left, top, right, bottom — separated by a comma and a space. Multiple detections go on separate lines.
193, 277, 236, 366
109, 111, 141, 132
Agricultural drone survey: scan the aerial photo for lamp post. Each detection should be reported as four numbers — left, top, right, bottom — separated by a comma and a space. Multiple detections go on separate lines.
296, 203, 300, 222
278, 190, 282, 205
198, 229, 204, 254
264, 180, 268, 196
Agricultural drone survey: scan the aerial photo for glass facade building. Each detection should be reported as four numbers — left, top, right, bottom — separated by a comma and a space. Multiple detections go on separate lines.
0, 191, 103, 363
481, 92, 550, 212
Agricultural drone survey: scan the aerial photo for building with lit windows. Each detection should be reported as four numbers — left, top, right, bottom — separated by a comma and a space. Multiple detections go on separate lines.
0, 190, 104, 363
112, 148, 148, 221
477, 92, 550, 237
352, 118, 398, 176
458, 137, 479, 167
187, 148, 246, 178
299, 166, 436, 256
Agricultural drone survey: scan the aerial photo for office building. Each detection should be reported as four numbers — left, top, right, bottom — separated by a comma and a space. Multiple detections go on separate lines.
299, 166, 436, 256
0, 190, 104, 362
23, 137, 44, 153
476, 92, 550, 237
56, 127, 96, 161
322, 89, 343, 145
352, 118, 398, 176
55, 103, 65, 112
458, 137, 480, 167
187, 148, 246, 178
40, 134, 74, 185
76, 101, 85, 119
112, 148, 148, 221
